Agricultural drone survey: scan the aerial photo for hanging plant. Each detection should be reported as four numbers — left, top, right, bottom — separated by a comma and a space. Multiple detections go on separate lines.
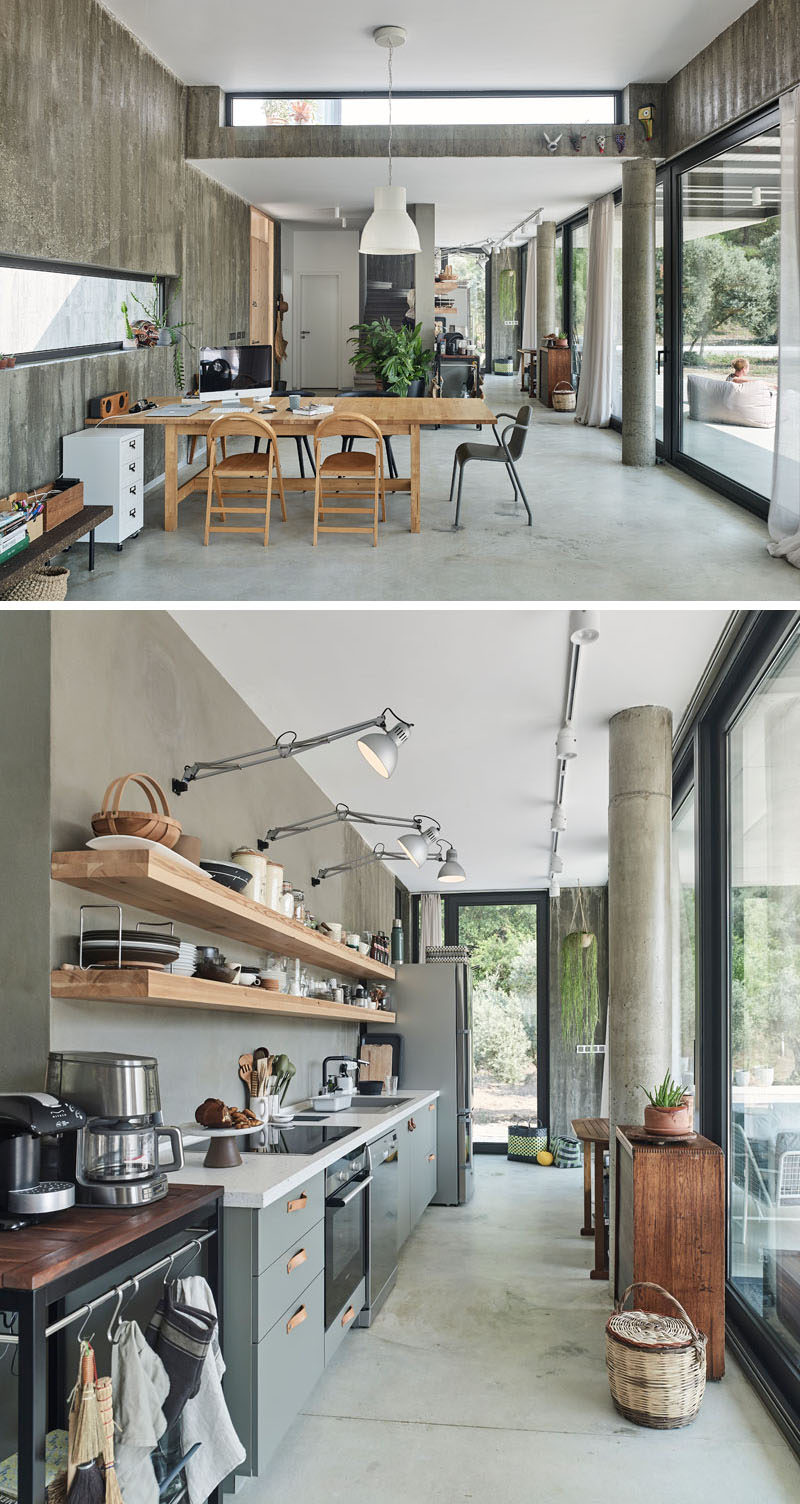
560, 885, 599, 1047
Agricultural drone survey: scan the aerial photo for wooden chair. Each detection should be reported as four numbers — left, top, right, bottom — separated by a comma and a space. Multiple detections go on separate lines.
203, 414, 286, 547
313, 414, 386, 547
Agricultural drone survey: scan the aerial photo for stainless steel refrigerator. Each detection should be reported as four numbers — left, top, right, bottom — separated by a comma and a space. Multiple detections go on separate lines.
393, 962, 474, 1205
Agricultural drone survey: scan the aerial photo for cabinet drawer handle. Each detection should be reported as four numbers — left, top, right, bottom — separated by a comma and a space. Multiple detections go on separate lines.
428, 1102, 435, 1111
408, 1118, 416, 1132
428, 1153, 436, 1162
287, 1247, 307, 1274
341, 1305, 356, 1328
286, 1305, 307, 1334
287, 1192, 308, 1212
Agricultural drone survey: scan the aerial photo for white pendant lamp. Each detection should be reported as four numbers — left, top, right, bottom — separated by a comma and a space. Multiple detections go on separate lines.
360, 27, 421, 257
398, 822, 439, 868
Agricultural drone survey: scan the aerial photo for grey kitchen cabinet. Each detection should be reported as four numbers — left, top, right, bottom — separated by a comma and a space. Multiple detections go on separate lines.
325, 1274, 366, 1366
397, 1099, 438, 1250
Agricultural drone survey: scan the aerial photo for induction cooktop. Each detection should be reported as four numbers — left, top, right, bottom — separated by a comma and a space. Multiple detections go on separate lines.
250, 1122, 359, 1156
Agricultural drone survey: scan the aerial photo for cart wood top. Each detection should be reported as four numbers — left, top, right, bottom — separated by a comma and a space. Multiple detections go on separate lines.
571, 1117, 610, 1144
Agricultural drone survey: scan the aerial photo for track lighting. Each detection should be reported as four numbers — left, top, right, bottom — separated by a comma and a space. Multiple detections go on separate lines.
556, 724, 577, 760
397, 821, 440, 868
550, 804, 567, 833
172, 707, 413, 793
549, 877, 561, 898
569, 610, 600, 646
551, 853, 564, 874
438, 846, 466, 884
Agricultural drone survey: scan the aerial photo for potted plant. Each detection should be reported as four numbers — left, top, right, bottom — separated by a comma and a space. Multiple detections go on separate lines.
641, 1072, 692, 1136
348, 317, 433, 395
555, 331, 569, 348
0, 354, 16, 370
126, 276, 194, 391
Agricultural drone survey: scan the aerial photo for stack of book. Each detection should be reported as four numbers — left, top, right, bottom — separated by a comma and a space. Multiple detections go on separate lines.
0, 509, 30, 565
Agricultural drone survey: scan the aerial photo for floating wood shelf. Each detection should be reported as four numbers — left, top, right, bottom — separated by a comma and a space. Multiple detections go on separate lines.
50, 850, 396, 983
51, 968, 396, 1024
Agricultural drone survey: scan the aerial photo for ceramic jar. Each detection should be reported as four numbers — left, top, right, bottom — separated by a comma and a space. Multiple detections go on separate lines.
231, 847, 267, 905
264, 860, 283, 911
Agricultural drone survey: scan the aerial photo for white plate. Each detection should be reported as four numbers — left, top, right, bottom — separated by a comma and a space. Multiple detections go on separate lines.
180, 1122, 264, 1139
87, 835, 206, 877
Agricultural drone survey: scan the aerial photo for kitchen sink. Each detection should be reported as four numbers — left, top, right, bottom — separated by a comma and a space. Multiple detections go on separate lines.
350, 1096, 413, 1111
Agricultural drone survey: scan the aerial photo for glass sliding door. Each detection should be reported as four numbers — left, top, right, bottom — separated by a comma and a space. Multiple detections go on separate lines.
570, 220, 589, 386
444, 893, 548, 1149
672, 787, 698, 1120
678, 121, 780, 501
655, 178, 666, 445
555, 229, 564, 333
727, 623, 800, 1380
611, 198, 623, 422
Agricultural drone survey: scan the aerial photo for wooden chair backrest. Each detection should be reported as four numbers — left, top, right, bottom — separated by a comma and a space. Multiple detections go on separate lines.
206, 413, 278, 448
314, 412, 385, 445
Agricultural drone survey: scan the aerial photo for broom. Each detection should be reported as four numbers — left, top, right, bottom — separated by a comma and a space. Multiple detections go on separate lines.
66, 1342, 105, 1504
95, 1375, 125, 1504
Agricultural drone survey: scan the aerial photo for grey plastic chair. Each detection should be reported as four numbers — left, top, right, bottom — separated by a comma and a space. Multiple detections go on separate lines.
337, 390, 398, 479
253, 390, 316, 476
449, 406, 533, 527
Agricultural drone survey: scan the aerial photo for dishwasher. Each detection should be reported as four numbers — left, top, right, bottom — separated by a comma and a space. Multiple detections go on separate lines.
358, 1127, 399, 1325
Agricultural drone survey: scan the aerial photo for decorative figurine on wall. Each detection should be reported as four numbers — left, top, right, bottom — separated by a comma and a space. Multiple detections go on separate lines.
595, 134, 606, 154
638, 104, 655, 141
614, 130, 627, 154
544, 131, 563, 154
569, 130, 586, 153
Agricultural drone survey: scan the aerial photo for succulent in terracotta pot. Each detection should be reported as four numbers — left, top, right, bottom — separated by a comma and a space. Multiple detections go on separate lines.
641, 1071, 692, 1136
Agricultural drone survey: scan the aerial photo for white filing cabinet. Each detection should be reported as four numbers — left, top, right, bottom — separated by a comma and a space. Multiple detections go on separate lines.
62, 428, 144, 547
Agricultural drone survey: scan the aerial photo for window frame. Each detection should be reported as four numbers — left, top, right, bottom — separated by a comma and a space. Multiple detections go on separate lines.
0, 253, 164, 365
224, 89, 624, 128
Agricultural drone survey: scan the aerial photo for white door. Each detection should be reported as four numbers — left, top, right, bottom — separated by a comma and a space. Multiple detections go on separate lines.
299, 273, 340, 389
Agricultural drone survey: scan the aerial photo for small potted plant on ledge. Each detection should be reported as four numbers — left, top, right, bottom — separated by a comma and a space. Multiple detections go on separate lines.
348, 317, 433, 395
124, 276, 194, 391
0, 353, 16, 370
555, 331, 569, 348
641, 1071, 692, 1137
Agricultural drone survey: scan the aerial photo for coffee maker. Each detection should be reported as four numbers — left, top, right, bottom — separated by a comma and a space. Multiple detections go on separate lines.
46, 1051, 184, 1207
0, 1093, 86, 1221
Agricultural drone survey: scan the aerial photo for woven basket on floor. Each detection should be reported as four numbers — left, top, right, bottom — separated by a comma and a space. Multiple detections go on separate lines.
606, 1281, 707, 1429
1, 565, 69, 601
552, 381, 576, 412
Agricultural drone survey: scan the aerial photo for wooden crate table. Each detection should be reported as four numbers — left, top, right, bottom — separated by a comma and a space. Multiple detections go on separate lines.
571, 1117, 609, 1280
86, 395, 497, 534
537, 345, 572, 407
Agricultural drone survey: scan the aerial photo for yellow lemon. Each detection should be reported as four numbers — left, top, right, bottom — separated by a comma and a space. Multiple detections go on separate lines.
537, 1150, 554, 1166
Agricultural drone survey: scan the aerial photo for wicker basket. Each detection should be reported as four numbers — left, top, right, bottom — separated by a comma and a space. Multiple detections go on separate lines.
552, 381, 576, 412
606, 1281, 707, 1429
1, 565, 69, 601
91, 773, 182, 849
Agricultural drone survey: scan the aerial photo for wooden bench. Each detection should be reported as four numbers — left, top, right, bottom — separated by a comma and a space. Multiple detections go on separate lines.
0, 505, 112, 596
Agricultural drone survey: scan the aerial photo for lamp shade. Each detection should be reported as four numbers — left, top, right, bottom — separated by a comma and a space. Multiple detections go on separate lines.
359, 186, 421, 255
357, 721, 408, 778
438, 846, 466, 883
398, 823, 437, 868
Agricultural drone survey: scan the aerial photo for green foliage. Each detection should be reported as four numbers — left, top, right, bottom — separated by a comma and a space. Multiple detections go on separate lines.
348, 318, 433, 394
682, 228, 778, 356
731, 886, 800, 1079
498, 267, 517, 324
560, 931, 599, 1047
458, 904, 538, 996
472, 982, 533, 1083
128, 275, 194, 392
641, 1071, 686, 1108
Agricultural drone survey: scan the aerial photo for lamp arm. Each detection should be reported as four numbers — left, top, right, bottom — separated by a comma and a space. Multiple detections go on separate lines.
258, 804, 352, 850
172, 707, 413, 794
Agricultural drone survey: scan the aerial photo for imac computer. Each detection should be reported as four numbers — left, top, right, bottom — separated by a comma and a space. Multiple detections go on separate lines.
199, 344, 272, 401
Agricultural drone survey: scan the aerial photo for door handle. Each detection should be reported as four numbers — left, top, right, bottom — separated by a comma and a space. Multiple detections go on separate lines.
428, 1153, 436, 1163
286, 1247, 308, 1274
287, 1192, 308, 1213
286, 1305, 307, 1334
657, 349, 666, 374
341, 1305, 356, 1328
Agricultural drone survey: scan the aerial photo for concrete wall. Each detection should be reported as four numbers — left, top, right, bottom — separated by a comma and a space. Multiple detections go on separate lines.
548, 887, 609, 1142
46, 613, 399, 1125
665, 0, 799, 157
0, 0, 251, 493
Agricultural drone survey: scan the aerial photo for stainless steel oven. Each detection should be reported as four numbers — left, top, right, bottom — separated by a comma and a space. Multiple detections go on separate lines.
324, 1143, 371, 1329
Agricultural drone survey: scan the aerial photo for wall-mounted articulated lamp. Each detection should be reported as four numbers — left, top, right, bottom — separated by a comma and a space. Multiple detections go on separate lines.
171, 708, 413, 794
257, 804, 440, 853
311, 838, 465, 886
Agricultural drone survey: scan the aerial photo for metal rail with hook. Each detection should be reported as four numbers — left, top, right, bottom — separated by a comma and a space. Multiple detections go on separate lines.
0, 1228, 214, 1347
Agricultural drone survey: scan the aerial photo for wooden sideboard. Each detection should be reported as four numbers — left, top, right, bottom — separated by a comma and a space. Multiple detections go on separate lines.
537, 345, 571, 407
614, 1126, 725, 1378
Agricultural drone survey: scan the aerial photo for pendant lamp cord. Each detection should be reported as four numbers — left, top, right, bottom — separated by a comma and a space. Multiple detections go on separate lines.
387, 41, 394, 187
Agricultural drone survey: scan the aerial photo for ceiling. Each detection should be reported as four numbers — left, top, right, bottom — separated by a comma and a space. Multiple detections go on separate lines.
174, 610, 729, 893
193, 155, 626, 244
102, 1, 755, 91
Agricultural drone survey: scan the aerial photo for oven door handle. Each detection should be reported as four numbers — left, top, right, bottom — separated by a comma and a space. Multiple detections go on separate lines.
327, 1173, 373, 1208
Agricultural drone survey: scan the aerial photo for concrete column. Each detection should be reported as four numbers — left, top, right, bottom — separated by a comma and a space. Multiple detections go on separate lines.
536, 221, 556, 341
409, 203, 435, 353
608, 705, 673, 1282
621, 158, 657, 466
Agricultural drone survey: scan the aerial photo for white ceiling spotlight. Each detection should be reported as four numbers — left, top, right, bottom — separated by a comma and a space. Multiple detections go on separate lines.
549, 877, 561, 899
556, 723, 578, 760
550, 852, 564, 874
359, 26, 421, 256
569, 609, 600, 646
550, 803, 567, 833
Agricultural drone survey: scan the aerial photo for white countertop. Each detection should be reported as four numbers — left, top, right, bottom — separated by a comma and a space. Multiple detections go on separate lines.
169, 1089, 440, 1209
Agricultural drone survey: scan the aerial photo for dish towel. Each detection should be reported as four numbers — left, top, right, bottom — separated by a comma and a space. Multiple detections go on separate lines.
145, 1284, 217, 1425
175, 1276, 246, 1504
111, 1320, 170, 1504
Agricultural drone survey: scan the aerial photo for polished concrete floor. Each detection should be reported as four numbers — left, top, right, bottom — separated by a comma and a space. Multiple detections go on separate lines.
240, 1158, 800, 1504
64, 378, 800, 603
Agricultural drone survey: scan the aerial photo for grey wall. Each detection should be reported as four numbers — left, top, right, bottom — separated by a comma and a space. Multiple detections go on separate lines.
548, 887, 608, 1142
45, 613, 399, 1124
0, 0, 251, 493
666, 0, 799, 157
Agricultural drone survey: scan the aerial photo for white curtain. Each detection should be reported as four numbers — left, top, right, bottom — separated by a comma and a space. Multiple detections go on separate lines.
519, 235, 537, 375
768, 87, 800, 564
419, 893, 443, 958
575, 194, 615, 428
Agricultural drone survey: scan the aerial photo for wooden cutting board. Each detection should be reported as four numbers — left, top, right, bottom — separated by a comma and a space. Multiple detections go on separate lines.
360, 1043, 394, 1083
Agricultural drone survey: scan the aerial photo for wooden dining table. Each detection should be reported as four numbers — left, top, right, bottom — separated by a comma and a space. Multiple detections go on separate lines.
87, 394, 498, 534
